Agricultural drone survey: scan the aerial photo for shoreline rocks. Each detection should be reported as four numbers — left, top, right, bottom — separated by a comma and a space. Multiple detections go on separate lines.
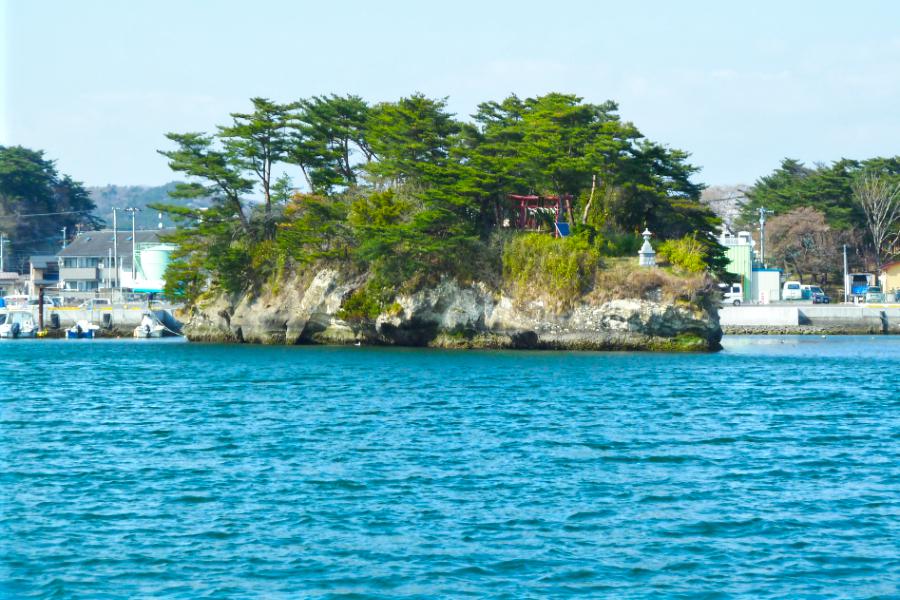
724, 325, 896, 336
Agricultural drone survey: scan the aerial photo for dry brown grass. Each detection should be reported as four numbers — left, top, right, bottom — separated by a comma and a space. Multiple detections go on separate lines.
502, 252, 715, 313
589, 258, 712, 305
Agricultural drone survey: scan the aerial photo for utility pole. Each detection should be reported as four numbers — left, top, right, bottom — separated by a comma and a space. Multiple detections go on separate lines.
112, 208, 119, 291
0, 233, 6, 272
124, 207, 141, 282
61, 227, 67, 249
38, 286, 44, 332
758, 207, 774, 266
843, 244, 849, 304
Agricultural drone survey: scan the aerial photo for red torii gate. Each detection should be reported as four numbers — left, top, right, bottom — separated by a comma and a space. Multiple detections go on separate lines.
506, 194, 572, 237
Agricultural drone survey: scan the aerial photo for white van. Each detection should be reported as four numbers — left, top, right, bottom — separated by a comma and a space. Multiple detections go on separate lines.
719, 282, 743, 306
782, 281, 802, 300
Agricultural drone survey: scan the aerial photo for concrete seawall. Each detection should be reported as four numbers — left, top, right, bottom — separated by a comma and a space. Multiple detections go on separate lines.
720, 304, 900, 334
719, 306, 799, 327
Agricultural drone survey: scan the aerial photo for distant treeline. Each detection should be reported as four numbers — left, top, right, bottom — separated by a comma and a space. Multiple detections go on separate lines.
0, 145, 99, 267
735, 157, 900, 282
0, 145, 211, 268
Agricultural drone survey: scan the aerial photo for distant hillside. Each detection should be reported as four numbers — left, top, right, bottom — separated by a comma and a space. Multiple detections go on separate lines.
88, 182, 211, 229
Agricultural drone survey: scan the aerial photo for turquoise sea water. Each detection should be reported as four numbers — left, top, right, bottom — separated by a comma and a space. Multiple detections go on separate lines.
1, 336, 899, 599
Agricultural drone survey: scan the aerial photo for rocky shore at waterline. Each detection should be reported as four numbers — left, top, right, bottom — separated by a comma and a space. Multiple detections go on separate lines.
184, 268, 723, 351
723, 325, 896, 336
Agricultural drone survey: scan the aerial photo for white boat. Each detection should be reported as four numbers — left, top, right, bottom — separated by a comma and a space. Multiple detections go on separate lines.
0, 310, 38, 339
134, 313, 166, 338
67, 319, 100, 339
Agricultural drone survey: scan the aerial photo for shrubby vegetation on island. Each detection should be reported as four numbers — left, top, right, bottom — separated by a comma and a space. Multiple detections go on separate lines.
155, 93, 727, 308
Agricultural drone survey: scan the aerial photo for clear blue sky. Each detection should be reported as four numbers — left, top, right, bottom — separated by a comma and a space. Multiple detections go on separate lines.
3, 0, 899, 187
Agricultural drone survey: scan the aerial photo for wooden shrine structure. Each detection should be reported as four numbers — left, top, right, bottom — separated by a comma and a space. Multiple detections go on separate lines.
506, 194, 573, 237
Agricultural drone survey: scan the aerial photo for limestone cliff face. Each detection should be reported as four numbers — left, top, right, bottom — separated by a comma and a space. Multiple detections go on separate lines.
185, 268, 722, 351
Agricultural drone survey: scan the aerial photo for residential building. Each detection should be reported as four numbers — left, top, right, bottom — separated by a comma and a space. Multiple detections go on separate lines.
0, 271, 23, 298
28, 254, 60, 297
880, 261, 900, 297
57, 229, 175, 297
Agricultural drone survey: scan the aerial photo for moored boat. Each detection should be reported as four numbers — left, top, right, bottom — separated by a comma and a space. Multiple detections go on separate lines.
0, 310, 38, 339
67, 320, 100, 339
133, 313, 166, 338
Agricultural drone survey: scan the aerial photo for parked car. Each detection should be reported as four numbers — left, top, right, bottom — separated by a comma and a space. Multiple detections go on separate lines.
2, 294, 32, 308
865, 286, 884, 303
782, 281, 803, 300
718, 282, 743, 306
808, 286, 831, 304
79, 298, 112, 310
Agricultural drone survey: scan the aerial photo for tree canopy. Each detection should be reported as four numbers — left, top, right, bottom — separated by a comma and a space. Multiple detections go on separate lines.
0, 145, 98, 269
741, 157, 900, 231
740, 156, 900, 275
156, 93, 724, 302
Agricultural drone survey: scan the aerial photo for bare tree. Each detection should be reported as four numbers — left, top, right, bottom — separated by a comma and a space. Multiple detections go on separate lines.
767, 207, 838, 283
700, 184, 748, 230
852, 173, 900, 273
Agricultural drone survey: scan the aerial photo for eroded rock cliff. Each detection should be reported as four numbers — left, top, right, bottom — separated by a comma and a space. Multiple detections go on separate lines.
185, 268, 722, 351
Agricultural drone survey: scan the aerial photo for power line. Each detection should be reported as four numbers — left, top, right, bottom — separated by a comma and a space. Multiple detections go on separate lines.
3, 233, 69, 245
0, 209, 95, 219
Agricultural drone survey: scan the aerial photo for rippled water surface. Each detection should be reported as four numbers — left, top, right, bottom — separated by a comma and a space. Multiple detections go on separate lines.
2, 336, 899, 599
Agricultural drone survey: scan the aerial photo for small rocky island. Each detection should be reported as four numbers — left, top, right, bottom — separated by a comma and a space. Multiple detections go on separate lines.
159, 93, 728, 351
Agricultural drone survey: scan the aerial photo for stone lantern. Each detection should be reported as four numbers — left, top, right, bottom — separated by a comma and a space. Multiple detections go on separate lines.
638, 228, 656, 267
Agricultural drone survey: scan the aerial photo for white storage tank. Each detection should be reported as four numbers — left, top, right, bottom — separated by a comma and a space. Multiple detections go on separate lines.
139, 244, 174, 281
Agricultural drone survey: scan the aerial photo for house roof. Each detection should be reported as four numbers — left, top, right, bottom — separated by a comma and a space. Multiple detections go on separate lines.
29, 255, 59, 270
58, 229, 173, 258
881, 260, 900, 272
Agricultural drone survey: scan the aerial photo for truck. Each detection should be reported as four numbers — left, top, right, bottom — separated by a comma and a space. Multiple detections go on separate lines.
847, 273, 876, 301
865, 286, 884, 303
